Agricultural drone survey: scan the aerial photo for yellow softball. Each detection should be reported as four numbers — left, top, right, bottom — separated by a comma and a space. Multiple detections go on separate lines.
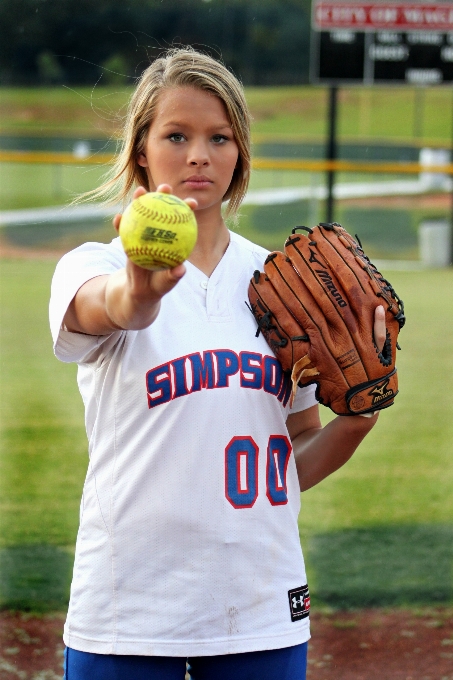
119, 192, 198, 270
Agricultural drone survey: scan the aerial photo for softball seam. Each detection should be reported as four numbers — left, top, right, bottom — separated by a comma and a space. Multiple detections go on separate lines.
133, 204, 193, 225
125, 245, 187, 266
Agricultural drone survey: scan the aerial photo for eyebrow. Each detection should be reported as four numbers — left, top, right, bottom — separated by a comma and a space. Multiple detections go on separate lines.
161, 121, 232, 130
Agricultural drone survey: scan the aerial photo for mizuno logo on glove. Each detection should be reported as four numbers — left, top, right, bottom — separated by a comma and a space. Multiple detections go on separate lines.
315, 269, 347, 308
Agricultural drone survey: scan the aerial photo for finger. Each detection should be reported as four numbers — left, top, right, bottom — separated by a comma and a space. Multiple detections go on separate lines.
152, 264, 186, 296
132, 186, 147, 200
113, 213, 122, 233
155, 183, 173, 194
155, 184, 197, 210
125, 259, 186, 289
168, 263, 186, 279
184, 197, 198, 211
373, 304, 386, 351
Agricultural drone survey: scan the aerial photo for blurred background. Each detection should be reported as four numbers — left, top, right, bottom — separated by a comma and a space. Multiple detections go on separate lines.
0, 0, 452, 673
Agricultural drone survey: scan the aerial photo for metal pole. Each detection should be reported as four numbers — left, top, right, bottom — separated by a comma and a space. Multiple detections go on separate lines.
450, 88, 453, 265
326, 85, 338, 223
413, 87, 424, 139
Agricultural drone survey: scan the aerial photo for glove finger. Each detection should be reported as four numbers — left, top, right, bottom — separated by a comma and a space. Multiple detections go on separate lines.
284, 232, 367, 337
284, 230, 394, 383
303, 224, 402, 376
310, 224, 399, 341
283, 224, 402, 413
278, 236, 372, 385
249, 271, 321, 407
315, 224, 405, 376
263, 252, 368, 393
248, 272, 311, 372
319, 224, 402, 319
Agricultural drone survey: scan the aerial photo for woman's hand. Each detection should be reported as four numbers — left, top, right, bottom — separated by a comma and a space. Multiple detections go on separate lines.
104, 184, 199, 331
63, 185, 198, 335
112, 184, 198, 304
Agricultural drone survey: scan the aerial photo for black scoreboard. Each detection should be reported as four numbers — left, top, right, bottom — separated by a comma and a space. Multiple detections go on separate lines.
311, 2, 453, 84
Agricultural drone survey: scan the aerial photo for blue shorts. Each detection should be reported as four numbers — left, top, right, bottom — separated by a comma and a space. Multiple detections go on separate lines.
64, 642, 308, 680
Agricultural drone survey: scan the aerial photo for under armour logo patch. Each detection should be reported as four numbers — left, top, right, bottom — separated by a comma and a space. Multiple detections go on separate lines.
288, 585, 310, 622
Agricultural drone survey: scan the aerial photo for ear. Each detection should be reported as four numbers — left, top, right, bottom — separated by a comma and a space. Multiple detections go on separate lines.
137, 152, 149, 168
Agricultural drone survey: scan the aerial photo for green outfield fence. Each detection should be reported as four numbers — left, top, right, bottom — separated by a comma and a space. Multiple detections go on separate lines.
1, 148, 452, 261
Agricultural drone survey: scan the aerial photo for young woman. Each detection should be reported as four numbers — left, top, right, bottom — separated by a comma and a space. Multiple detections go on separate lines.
50, 48, 385, 680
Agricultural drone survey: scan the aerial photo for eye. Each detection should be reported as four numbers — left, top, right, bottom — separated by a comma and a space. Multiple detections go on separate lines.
212, 134, 229, 144
168, 133, 186, 143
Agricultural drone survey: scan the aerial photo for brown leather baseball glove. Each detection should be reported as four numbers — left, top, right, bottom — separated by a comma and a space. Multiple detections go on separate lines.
248, 222, 405, 416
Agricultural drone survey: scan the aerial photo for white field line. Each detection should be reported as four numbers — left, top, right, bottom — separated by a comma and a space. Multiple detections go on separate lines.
0, 203, 122, 227
241, 178, 451, 206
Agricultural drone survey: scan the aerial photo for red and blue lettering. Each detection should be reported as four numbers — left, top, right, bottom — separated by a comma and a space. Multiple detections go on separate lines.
225, 437, 259, 508
266, 435, 292, 505
263, 356, 283, 396
277, 373, 292, 404
171, 357, 190, 399
146, 363, 172, 408
240, 351, 263, 389
146, 349, 292, 408
224, 435, 293, 508
188, 352, 215, 392
214, 350, 240, 388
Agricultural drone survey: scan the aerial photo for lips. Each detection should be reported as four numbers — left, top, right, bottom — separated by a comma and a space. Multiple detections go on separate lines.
183, 175, 213, 189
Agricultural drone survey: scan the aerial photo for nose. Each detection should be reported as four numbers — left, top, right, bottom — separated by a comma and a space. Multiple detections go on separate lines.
187, 139, 209, 166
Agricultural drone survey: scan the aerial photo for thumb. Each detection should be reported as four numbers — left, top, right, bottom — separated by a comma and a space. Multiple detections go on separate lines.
373, 304, 386, 351
152, 264, 186, 297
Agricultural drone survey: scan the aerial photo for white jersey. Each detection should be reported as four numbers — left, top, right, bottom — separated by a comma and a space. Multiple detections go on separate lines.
49, 231, 317, 657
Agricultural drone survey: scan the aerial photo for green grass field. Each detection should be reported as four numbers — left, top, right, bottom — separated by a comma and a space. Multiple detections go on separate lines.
0, 82, 452, 610
0, 161, 108, 210
0, 252, 452, 611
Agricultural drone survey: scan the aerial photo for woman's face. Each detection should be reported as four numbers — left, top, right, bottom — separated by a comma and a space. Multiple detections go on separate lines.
138, 86, 239, 215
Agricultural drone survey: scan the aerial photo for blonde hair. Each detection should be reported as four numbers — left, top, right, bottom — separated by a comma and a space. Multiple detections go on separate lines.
86, 47, 251, 217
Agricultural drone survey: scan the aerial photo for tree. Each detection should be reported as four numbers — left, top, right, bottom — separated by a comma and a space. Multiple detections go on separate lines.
0, 0, 312, 86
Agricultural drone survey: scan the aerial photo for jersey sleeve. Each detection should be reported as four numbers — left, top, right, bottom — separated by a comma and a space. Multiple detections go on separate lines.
49, 239, 126, 364
288, 383, 318, 414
